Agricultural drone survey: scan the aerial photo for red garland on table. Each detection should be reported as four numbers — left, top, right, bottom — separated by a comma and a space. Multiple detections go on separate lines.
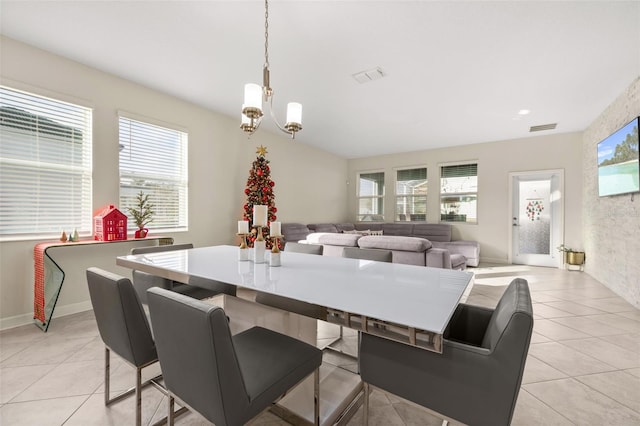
242, 145, 281, 249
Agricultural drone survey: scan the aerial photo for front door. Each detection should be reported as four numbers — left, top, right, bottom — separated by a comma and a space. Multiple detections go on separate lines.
510, 171, 563, 268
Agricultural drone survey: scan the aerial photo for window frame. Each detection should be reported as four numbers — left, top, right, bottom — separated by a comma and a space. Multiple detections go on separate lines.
118, 113, 189, 234
356, 170, 385, 222
394, 166, 427, 222
439, 161, 478, 224
0, 84, 93, 241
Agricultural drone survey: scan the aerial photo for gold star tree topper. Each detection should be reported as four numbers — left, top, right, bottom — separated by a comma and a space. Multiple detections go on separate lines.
256, 145, 268, 157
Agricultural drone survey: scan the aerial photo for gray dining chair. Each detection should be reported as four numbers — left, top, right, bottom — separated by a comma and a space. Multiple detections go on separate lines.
283, 241, 324, 255
130, 243, 235, 304
86, 267, 186, 426
359, 278, 534, 426
254, 241, 326, 319
342, 247, 392, 263
334, 247, 393, 359
147, 287, 323, 426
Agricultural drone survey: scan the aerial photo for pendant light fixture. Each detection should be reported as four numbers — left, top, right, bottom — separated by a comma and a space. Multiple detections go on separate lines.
241, 0, 302, 139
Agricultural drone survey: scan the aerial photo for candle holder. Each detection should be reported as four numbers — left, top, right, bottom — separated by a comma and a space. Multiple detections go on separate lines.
269, 234, 282, 267
253, 226, 266, 264
237, 233, 249, 261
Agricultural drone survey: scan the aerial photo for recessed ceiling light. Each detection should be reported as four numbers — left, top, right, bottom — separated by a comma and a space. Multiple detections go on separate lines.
518, 109, 530, 115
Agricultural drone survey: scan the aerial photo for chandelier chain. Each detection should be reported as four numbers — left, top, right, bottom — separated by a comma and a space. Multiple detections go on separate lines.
264, 0, 269, 68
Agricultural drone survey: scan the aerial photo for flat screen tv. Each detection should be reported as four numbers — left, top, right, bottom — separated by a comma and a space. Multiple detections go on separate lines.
597, 116, 639, 197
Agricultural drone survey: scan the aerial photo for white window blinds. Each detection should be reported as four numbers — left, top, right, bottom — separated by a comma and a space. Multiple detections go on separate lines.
118, 116, 188, 231
0, 86, 93, 240
440, 163, 478, 223
357, 171, 385, 222
396, 167, 427, 222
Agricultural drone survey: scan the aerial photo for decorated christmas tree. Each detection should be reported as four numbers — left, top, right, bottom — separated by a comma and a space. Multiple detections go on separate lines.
242, 145, 279, 249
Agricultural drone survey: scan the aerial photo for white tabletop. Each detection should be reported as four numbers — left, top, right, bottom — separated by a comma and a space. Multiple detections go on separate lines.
117, 245, 473, 335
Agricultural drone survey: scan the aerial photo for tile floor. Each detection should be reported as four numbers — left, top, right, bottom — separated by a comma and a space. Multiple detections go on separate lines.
1, 264, 639, 425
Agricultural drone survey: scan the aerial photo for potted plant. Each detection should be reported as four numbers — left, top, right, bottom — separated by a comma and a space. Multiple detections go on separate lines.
128, 191, 155, 238
557, 244, 585, 267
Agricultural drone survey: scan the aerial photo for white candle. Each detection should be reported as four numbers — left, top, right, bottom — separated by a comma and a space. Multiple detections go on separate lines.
253, 205, 267, 227
270, 221, 281, 236
238, 220, 249, 234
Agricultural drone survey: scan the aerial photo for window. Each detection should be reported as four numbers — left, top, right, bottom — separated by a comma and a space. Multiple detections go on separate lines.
395, 167, 427, 221
0, 86, 93, 240
119, 116, 188, 231
357, 171, 384, 222
440, 163, 478, 223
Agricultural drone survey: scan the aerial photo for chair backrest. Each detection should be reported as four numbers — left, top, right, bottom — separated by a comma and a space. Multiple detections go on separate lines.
342, 247, 392, 263
130, 243, 194, 255
284, 242, 323, 255
147, 287, 248, 425
481, 278, 533, 350
86, 267, 156, 367
130, 244, 194, 303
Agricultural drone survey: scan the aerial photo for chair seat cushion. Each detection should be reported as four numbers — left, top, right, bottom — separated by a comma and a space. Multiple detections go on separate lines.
233, 326, 322, 406
172, 283, 222, 300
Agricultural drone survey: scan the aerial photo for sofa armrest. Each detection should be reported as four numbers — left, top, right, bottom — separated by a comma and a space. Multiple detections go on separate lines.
425, 247, 452, 269
432, 240, 480, 267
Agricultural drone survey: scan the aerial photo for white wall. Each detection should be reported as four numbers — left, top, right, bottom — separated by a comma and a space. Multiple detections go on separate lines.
582, 77, 640, 308
0, 36, 348, 329
347, 133, 584, 263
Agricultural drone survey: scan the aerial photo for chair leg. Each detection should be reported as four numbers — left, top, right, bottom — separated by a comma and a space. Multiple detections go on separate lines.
314, 369, 320, 426
363, 382, 370, 426
167, 394, 175, 426
136, 366, 142, 426
104, 347, 110, 406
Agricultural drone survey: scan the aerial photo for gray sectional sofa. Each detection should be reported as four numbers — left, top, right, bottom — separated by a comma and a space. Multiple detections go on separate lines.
281, 222, 480, 269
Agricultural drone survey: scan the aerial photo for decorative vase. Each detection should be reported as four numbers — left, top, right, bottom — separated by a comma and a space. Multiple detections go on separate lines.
135, 228, 148, 238
566, 251, 585, 265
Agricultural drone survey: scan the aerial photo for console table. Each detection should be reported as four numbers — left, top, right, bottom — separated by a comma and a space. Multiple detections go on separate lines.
34, 236, 173, 331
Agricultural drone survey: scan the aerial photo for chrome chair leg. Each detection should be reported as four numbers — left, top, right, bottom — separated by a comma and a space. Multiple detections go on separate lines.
314, 369, 320, 426
136, 366, 142, 426
104, 347, 110, 406
363, 382, 370, 425
167, 394, 175, 426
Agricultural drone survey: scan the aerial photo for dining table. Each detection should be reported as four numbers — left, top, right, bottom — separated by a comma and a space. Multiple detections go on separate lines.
116, 244, 474, 425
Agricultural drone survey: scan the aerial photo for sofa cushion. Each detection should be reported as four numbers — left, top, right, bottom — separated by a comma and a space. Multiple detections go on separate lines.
355, 223, 383, 232
308, 223, 338, 233
411, 224, 452, 242
358, 235, 432, 252
335, 223, 356, 232
306, 232, 361, 247
281, 223, 311, 244
343, 229, 370, 235
381, 223, 414, 236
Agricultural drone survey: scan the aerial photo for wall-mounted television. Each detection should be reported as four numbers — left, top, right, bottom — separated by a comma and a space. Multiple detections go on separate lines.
597, 116, 639, 197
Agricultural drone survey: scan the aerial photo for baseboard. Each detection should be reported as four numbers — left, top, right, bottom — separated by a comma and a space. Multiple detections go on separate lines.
0, 300, 93, 331
477, 257, 510, 265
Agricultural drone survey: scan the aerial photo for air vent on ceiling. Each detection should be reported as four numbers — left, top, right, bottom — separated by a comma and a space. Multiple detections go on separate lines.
529, 123, 557, 132
352, 67, 386, 84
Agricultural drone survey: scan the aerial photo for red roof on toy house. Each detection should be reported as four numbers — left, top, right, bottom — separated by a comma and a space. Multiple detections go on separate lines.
93, 205, 127, 241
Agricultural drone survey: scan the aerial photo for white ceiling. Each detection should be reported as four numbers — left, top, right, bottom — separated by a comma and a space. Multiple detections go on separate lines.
1, 1, 639, 159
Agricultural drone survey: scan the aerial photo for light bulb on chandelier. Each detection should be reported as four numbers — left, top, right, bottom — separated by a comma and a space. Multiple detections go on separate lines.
240, 0, 302, 139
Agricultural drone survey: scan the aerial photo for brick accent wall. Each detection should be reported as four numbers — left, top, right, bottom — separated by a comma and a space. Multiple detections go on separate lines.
583, 77, 640, 308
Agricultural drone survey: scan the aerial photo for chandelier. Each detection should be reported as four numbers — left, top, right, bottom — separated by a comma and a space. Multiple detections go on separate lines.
241, 0, 302, 139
